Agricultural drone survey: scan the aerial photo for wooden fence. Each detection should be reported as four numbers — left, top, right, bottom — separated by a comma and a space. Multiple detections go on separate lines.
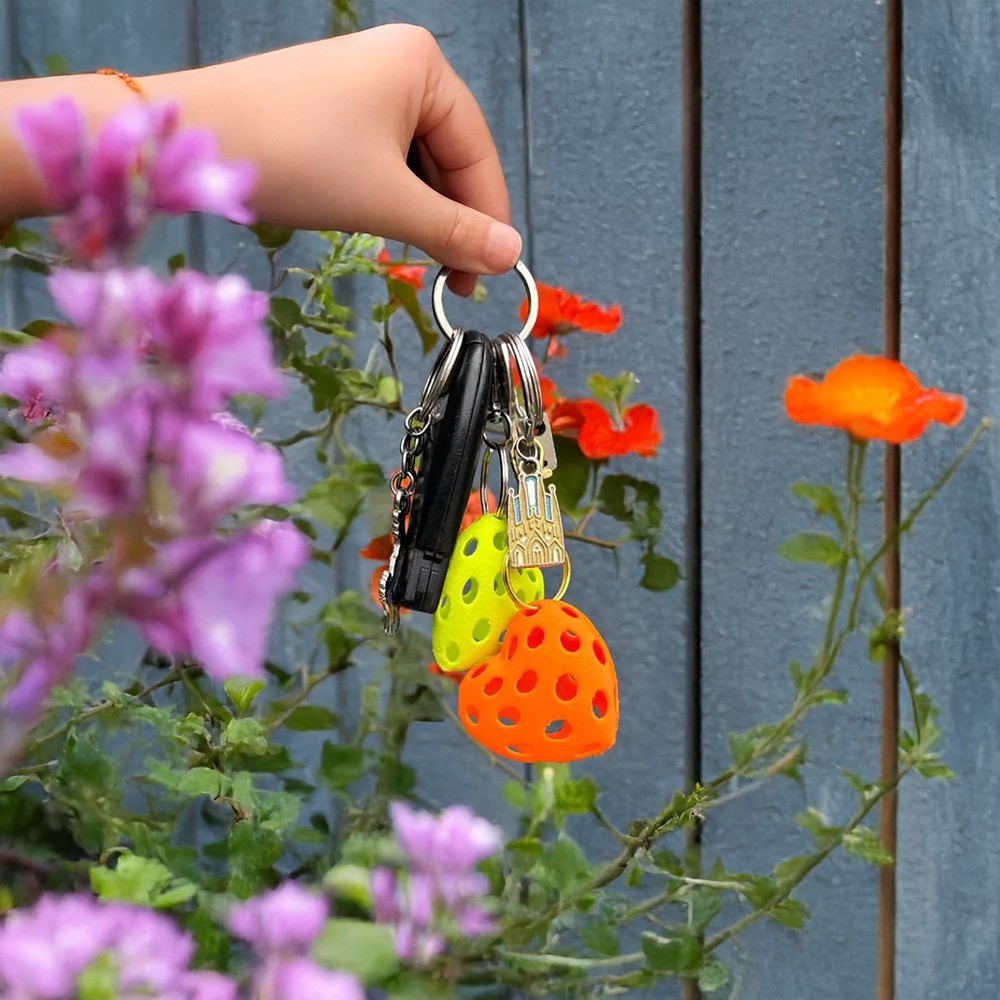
2, 2, 997, 997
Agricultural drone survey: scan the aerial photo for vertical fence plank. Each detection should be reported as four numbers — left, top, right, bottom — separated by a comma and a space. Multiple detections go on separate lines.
699, 2, 886, 995
520, 0, 688, 837
898, 5, 1000, 997
357, 1, 533, 822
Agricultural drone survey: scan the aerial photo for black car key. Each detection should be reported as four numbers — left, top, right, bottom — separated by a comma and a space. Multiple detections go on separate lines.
382, 329, 493, 621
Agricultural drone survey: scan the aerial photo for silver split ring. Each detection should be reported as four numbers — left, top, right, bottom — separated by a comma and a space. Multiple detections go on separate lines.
431, 259, 539, 342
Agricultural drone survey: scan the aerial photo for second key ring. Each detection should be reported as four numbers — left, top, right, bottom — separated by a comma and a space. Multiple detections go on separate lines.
431, 259, 539, 342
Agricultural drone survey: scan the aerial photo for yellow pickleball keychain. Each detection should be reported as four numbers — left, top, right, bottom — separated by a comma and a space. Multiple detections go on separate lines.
432, 513, 543, 673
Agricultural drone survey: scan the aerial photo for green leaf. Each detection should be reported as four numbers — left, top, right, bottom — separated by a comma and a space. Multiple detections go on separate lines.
319, 742, 366, 791
551, 437, 592, 514
222, 718, 269, 757
301, 462, 384, 534
89, 854, 197, 909
323, 864, 372, 909
641, 928, 702, 972
312, 919, 398, 985
587, 371, 639, 412
0, 775, 29, 793
227, 822, 282, 898
640, 551, 680, 591
555, 775, 599, 816
269, 296, 303, 333
794, 807, 842, 849
843, 826, 893, 866
728, 731, 756, 771
285, 705, 339, 731
224, 678, 265, 715
385, 278, 437, 354
699, 958, 730, 992
791, 482, 846, 529
176, 767, 226, 799
538, 838, 591, 897
597, 474, 662, 542
581, 920, 619, 956
502, 780, 528, 812
914, 757, 955, 780
779, 532, 844, 567
769, 897, 810, 929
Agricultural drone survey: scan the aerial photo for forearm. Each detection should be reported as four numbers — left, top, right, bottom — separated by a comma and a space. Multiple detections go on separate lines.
0, 73, 140, 223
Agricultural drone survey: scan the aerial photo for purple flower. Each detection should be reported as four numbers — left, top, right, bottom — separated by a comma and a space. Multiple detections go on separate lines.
151, 128, 256, 224
0, 337, 71, 419
121, 520, 308, 681
166, 417, 292, 529
14, 96, 86, 211
230, 882, 328, 955
0, 894, 231, 1000
391, 801, 502, 876
263, 958, 364, 1000
149, 271, 284, 411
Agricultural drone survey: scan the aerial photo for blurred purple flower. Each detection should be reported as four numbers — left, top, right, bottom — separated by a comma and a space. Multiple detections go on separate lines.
120, 519, 308, 681
15, 98, 256, 263
0, 337, 71, 420
229, 881, 328, 955
151, 127, 256, 224
372, 803, 501, 966
263, 957, 364, 1000
13, 96, 85, 211
0, 893, 234, 1000
149, 271, 284, 411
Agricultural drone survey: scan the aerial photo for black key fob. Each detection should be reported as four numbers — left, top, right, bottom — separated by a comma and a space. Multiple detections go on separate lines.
388, 330, 493, 613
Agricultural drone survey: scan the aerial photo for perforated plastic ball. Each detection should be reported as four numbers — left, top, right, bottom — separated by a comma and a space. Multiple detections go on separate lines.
432, 514, 543, 673
458, 599, 619, 762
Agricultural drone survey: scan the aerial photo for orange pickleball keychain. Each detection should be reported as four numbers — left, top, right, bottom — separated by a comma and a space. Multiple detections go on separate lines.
455, 331, 620, 763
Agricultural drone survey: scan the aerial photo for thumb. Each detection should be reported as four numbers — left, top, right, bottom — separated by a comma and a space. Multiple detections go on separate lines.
385, 170, 522, 276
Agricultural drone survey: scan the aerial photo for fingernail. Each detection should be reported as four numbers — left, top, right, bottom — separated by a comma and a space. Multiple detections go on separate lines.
484, 223, 522, 272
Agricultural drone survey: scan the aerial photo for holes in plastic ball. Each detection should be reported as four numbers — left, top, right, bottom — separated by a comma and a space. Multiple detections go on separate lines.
555, 674, 578, 701
466, 706, 479, 724
593, 640, 607, 665
516, 670, 538, 694
472, 618, 491, 642
484, 676, 503, 696
561, 605, 579, 618
546, 719, 571, 740
445, 641, 460, 664
507, 635, 519, 659
498, 706, 520, 726
592, 690, 609, 719
464, 537, 478, 557
507, 744, 523, 756
462, 578, 479, 604
523, 606, 540, 618
560, 630, 581, 653
527, 627, 545, 649
493, 530, 506, 551
470, 663, 487, 679
493, 573, 505, 596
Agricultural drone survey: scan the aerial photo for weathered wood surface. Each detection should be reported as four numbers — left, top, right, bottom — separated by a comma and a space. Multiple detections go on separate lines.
699, 1, 886, 996
898, 4, 1000, 998
3, 1, 998, 995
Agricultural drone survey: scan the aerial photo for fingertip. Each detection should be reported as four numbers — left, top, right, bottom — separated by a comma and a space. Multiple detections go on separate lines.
446, 270, 477, 297
483, 222, 522, 274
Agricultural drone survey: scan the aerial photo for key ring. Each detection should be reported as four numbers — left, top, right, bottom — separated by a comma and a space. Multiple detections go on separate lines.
498, 332, 545, 434
431, 259, 540, 342
418, 326, 465, 411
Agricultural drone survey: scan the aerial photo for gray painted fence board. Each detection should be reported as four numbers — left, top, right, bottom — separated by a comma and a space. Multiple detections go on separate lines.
899, 4, 1000, 997
360, 0, 534, 826
700, 2, 885, 996
520, 0, 688, 837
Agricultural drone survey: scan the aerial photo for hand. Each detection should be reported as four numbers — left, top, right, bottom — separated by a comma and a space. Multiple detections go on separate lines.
144, 25, 521, 294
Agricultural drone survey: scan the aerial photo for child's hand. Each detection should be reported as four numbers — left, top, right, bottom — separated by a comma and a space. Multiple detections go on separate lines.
0, 25, 521, 295
147, 25, 520, 295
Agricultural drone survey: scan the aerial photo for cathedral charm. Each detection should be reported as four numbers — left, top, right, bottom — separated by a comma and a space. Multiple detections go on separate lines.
507, 466, 565, 568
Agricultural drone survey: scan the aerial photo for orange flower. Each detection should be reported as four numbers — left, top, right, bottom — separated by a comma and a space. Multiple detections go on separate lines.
785, 355, 965, 443
428, 662, 464, 685
378, 248, 425, 290
520, 283, 622, 339
549, 398, 662, 459
540, 376, 560, 411
359, 533, 396, 608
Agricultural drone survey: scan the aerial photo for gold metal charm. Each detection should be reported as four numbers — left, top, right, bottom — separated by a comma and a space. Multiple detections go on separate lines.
506, 462, 565, 569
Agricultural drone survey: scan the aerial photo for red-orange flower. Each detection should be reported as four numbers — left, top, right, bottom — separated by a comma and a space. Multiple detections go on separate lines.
785, 355, 965, 444
378, 248, 425, 290
428, 662, 464, 685
520, 283, 622, 339
359, 533, 395, 607
549, 398, 662, 459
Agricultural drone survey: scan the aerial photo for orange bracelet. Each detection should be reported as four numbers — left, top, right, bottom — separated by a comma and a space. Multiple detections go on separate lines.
95, 67, 144, 97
